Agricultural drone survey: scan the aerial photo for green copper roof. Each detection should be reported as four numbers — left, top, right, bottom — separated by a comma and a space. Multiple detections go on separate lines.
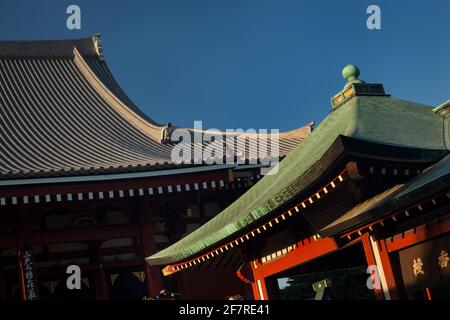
147, 94, 449, 266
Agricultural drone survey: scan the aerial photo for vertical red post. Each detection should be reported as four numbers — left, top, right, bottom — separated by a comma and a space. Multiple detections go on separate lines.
140, 201, 163, 298
425, 288, 432, 300
96, 268, 110, 300
250, 260, 268, 300
377, 239, 399, 299
361, 234, 384, 300
16, 208, 27, 300
16, 249, 26, 300
91, 242, 110, 300
361, 234, 399, 300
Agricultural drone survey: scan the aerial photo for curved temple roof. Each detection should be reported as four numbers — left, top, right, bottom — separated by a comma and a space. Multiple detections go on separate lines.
0, 36, 312, 180
147, 72, 450, 266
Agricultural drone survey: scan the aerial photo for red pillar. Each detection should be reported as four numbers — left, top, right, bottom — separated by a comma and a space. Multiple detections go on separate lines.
139, 201, 163, 298
361, 234, 399, 300
16, 250, 26, 300
16, 208, 27, 300
361, 234, 384, 300
96, 268, 110, 300
90, 242, 110, 300
250, 260, 268, 300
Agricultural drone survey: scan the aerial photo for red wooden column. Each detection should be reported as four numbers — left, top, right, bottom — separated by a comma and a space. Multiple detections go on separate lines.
250, 260, 268, 300
361, 234, 399, 300
95, 267, 110, 300
90, 242, 110, 300
361, 234, 384, 300
249, 237, 339, 300
139, 201, 163, 298
16, 207, 27, 300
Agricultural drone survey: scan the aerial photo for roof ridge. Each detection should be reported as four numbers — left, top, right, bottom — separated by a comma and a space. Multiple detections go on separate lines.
0, 35, 99, 57
185, 121, 313, 141
73, 47, 165, 140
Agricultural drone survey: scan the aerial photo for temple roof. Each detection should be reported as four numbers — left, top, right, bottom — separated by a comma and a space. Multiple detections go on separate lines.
147, 67, 450, 266
320, 154, 450, 237
0, 36, 311, 180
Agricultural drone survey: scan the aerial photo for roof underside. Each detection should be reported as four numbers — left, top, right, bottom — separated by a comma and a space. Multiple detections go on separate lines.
0, 36, 311, 180
147, 94, 449, 266
320, 154, 450, 237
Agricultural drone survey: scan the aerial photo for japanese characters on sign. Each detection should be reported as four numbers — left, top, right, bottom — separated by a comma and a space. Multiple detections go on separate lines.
412, 258, 424, 277
437, 250, 449, 269
20, 246, 38, 300
399, 234, 450, 292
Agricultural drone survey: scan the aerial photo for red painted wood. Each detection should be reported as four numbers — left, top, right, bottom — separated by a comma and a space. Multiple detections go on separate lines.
0, 224, 141, 248
96, 268, 110, 300
260, 237, 338, 278
251, 260, 268, 300
0, 260, 144, 280
140, 201, 163, 298
16, 209, 27, 300
361, 234, 384, 300
235, 263, 253, 284
102, 259, 144, 269
425, 287, 432, 300
16, 247, 26, 300
377, 239, 399, 299
0, 169, 233, 198
385, 216, 450, 252
0, 245, 137, 265
90, 243, 110, 300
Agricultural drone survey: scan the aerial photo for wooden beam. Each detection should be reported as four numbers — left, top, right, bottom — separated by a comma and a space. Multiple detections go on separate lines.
385, 216, 450, 252
0, 169, 230, 198
260, 237, 338, 278
0, 224, 140, 247
4, 259, 144, 279
90, 243, 110, 300
140, 200, 163, 298
251, 260, 268, 300
0, 245, 138, 265
360, 233, 399, 300
16, 207, 28, 300
361, 234, 386, 300
376, 239, 399, 300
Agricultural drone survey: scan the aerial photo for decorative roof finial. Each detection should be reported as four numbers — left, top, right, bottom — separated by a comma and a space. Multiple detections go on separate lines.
93, 33, 104, 61
331, 64, 387, 109
342, 64, 364, 89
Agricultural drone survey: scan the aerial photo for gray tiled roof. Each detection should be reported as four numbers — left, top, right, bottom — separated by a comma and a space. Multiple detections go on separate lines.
0, 36, 311, 180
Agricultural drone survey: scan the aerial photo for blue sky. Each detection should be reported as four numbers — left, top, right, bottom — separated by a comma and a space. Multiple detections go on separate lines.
0, 0, 449, 131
